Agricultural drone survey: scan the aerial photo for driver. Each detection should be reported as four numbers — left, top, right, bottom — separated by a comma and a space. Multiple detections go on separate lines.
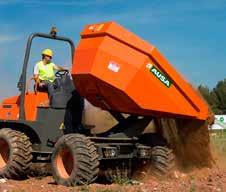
33, 49, 67, 95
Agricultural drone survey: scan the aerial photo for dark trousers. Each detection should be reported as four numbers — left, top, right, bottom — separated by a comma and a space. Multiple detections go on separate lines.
37, 80, 55, 96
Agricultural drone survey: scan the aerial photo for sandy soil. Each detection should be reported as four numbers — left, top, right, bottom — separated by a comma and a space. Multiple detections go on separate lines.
0, 162, 225, 192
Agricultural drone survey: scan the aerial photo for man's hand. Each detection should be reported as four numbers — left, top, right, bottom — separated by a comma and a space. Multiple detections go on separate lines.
38, 82, 45, 87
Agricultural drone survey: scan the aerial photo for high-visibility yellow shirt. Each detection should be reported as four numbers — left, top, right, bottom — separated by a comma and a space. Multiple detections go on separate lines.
34, 61, 56, 82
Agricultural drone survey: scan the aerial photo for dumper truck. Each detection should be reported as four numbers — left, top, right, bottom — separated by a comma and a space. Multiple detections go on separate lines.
0, 22, 212, 186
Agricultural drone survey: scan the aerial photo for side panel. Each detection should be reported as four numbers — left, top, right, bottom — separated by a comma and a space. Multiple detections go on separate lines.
24, 92, 49, 121
0, 108, 66, 153
32, 107, 66, 152
0, 92, 49, 121
0, 104, 19, 120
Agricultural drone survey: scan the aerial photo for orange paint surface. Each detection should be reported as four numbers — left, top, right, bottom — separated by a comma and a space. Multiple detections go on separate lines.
0, 92, 48, 121
72, 21, 211, 120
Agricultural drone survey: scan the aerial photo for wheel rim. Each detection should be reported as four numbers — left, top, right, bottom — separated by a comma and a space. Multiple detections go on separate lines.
0, 138, 10, 169
56, 146, 74, 179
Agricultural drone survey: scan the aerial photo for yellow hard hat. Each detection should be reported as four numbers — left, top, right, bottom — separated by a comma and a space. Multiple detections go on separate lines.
42, 49, 53, 57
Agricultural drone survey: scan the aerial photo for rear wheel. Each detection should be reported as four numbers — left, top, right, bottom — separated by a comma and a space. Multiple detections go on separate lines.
51, 134, 99, 186
0, 128, 32, 179
151, 146, 175, 176
139, 133, 175, 177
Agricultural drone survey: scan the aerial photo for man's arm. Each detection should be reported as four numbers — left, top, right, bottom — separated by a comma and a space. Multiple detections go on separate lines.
33, 74, 40, 84
33, 64, 40, 84
53, 64, 68, 71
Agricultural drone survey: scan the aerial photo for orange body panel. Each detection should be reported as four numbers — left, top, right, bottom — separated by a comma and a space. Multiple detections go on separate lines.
0, 92, 49, 121
72, 21, 210, 120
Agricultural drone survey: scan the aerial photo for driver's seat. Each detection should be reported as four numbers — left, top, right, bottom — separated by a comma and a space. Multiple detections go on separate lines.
50, 74, 74, 109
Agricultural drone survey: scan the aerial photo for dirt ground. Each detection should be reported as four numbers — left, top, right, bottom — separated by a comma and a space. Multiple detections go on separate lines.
0, 158, 226, 192
0, 166, 225, 192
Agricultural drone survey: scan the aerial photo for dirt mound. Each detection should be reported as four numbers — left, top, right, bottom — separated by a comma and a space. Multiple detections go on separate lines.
158, 118, 214, 169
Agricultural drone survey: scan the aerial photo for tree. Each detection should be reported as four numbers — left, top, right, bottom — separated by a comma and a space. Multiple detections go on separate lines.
212, 79, 226, 114
198, 79, 226, 114
210, 91, 222, 114
198, 85, 212, 105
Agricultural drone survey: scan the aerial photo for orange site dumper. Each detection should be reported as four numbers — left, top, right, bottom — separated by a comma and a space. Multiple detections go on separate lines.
0, 21, 213, 186
72, 21, 211, 121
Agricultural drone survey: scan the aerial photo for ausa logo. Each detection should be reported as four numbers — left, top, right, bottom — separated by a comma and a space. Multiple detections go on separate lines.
146, 63, 172, 88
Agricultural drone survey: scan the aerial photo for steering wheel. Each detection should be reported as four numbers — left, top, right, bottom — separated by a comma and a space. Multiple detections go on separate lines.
55, 70, 69, 78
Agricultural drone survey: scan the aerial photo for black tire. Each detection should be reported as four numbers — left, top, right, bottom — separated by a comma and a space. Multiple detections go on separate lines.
51, 134, 99, 186
0, 128, 32, 179
151, 146, 175, 177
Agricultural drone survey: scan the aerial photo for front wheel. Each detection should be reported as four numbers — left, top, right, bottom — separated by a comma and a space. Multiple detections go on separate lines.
51, 134, 99, 186
151, 146, 175, 176
0, 128, 32, 179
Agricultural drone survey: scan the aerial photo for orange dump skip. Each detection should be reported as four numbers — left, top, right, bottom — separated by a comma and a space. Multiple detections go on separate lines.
72, 21, 210, 120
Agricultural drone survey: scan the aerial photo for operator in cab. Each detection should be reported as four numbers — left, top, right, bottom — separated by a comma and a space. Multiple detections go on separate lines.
33, 49, 67, 95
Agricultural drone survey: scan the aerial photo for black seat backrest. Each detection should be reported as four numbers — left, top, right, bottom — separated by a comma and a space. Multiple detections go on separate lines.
50, 74, 75, 109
